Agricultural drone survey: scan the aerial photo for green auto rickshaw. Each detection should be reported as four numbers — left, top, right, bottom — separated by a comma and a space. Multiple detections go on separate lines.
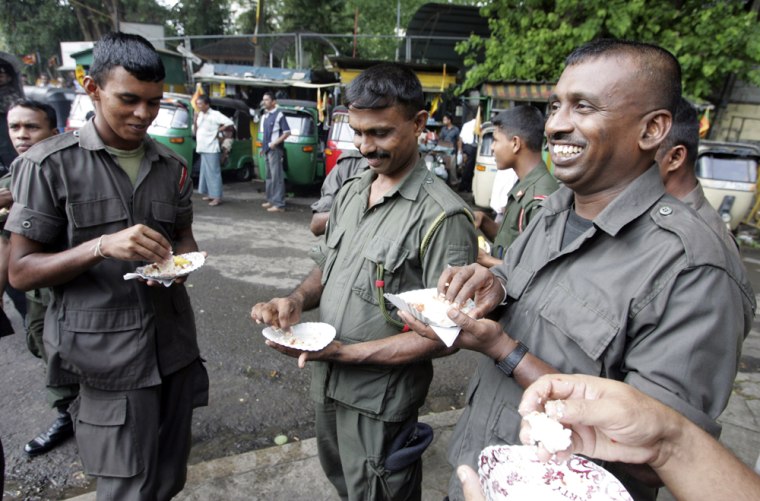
255, 99, 325, 186
148, 94, 256, 181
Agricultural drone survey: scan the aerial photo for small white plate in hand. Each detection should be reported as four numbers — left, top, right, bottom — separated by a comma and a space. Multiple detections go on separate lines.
262, 322, 336, 351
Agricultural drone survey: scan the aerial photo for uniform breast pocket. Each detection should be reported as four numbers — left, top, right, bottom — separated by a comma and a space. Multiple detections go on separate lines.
150, 200, 178, 238
68, 198, 128, 245
60, 307, 143, 377
353, 236, 410, 305
538, 282, 620, 375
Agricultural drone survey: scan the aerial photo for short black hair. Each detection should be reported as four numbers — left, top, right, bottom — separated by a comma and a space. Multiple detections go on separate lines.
9, 98, 57, 129
443, 112, 453, 121
565, 39, 681, 114
263, 91, 276, 101
345, 63, 424, 120
89, 32, 165, 87
660, 97, 699, 167
492, 105, 545, 152
196, 94, 210, 105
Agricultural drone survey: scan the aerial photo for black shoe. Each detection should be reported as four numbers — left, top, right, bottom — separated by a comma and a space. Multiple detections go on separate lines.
24, 410, 74, 456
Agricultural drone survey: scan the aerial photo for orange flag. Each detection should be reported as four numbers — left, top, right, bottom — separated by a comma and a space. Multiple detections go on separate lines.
190, 82, 204, 112
474, 106, 482, 137
699, 108, 711, 138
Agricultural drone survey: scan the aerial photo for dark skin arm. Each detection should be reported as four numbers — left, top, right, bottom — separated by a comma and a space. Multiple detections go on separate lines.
309, 212, 329, 236
0, 189, 13, 210
9, 224, 172, 291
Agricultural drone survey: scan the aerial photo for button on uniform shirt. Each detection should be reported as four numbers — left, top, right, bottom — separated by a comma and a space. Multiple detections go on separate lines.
447, 165, 755, 501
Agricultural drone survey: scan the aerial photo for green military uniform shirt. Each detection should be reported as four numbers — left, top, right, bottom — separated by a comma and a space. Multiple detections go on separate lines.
310, 158, 478, 421
492, 162, 559, 258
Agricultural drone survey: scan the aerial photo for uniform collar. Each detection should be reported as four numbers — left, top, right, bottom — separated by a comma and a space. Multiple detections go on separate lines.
76, 118, 163, 163
508, 161, 548, 200
544, 164, 666, 237
353, 155, 432, 203
681, 182, 707, 211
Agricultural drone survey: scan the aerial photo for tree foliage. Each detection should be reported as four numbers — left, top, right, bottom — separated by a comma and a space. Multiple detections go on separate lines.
0, 0, 82, 68
168, 0, 232, 37
458, 0, 760, 100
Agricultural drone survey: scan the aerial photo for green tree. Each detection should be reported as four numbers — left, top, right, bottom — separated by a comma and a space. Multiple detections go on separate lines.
0, 0, 82, 72
457, 0, 760, 100
169, 0, 232, 36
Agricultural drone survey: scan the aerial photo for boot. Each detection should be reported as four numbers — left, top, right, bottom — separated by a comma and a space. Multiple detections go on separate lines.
24, 408, 74, 456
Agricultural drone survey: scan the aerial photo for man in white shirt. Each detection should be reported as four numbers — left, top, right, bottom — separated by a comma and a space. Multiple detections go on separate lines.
193, 95, 233, 206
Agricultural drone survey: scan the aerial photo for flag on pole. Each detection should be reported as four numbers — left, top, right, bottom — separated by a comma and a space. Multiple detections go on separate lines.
699, 108, 711, 138
440, 64, 447, 92
190, 82, 204, 112
317, 88, 325, 122
474, 106, 482, 137
429, 95, 441, 117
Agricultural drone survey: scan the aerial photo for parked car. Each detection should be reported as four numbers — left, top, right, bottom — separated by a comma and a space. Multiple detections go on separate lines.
147, 94, 255, 181
255, 99, 325, 186
65, 92, 94, 131
696, 140, 760, 231
23, 85, 76, 133
325, 106, 357, 175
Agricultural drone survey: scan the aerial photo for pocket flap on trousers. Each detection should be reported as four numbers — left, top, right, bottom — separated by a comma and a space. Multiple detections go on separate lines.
78, 396, 127, 427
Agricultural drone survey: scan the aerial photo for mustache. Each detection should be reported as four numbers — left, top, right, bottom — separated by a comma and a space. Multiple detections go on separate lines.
547, 131, 582, 143
363, 150, 391, 160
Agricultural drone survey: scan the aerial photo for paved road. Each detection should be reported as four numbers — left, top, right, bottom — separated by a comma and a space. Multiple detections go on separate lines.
0, 180, 480, 500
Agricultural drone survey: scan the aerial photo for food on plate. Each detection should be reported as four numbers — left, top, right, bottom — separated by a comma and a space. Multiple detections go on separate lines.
143, 255, 194, 277
397, 289, 476, 327
523, 403, 572, 454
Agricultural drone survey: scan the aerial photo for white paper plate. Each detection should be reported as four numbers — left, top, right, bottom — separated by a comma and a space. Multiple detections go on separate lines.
123, 252, 205, 286
384, 288, 475, 328
479, 445, 632, 501
262, 322, 336, 351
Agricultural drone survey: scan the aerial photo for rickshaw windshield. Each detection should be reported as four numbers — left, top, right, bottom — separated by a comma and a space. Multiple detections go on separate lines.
283, 113, 315, 138
330, 114, 354, 142
151, 105, 190, 130
696, 155, 758, 183
479, 131, 494, 157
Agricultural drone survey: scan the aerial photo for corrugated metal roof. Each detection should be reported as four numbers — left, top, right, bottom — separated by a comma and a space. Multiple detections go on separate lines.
405, 3, 489, 68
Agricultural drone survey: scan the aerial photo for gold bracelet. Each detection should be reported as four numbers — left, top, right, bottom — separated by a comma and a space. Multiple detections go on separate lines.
94, 235, 109, 259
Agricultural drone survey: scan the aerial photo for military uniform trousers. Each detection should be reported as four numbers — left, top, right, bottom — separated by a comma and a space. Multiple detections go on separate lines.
316, 401, 422, 501
69, 358, 209, 501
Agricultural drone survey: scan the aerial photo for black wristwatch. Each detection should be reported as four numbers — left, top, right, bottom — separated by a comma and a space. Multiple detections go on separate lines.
495, 341, 528, 377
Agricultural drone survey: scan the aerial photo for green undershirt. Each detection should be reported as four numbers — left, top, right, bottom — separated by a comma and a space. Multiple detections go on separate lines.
105, 143, 145, 185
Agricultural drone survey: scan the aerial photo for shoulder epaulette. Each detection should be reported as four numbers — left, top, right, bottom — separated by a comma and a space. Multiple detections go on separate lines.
23, 132, 79, 164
